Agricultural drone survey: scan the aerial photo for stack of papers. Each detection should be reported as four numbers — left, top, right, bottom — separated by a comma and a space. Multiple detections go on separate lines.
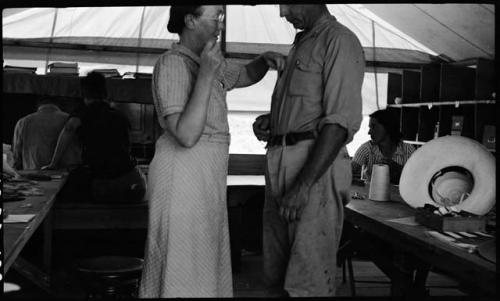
4, 214, 36, 223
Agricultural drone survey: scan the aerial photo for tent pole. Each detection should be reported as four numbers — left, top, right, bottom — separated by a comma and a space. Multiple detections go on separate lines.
221, 5, 227, 54
136, 6, 147, 73
372, 20, 380, 110
44, 8, 59, 74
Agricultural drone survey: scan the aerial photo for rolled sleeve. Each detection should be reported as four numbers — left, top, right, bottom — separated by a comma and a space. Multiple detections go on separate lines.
221, 60, 243, 91
152, 54, 193, 118
318, 32, 365, 144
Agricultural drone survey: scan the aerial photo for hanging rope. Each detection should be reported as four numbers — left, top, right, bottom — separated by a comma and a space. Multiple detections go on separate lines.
372, 20, 380, 110
44, 8, 59, 74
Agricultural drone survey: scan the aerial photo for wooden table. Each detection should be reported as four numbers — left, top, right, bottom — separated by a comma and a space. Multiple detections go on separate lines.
3, 170, 67, 291
346, 183, 496, 299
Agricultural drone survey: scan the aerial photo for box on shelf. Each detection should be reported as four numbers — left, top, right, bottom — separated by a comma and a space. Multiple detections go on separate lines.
122, 72, 152, 80
48, 62, 79, 75
415, 207, 486, 232
92, 69, 121, 78
482, 125, 495, 149
450, 115, 464, 136
3, 65, 37, 73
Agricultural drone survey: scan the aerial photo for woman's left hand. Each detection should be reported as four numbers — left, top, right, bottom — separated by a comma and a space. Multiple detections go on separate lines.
261, 51, 286, 73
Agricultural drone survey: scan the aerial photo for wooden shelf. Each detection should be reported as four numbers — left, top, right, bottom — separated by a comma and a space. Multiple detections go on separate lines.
388, 100, 495, 108
403, 140, 426, 145
404, 140, 495, 152
387, 59, 495, 153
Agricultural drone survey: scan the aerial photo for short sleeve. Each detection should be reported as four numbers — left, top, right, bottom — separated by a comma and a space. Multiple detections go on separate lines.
318, 31, 365, 144
352, 141, 371, 166
220, 60, 243, 91
152, 54, 193, 118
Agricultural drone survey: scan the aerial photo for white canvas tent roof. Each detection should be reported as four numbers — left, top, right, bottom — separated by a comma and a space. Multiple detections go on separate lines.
363, 4, 494, 62
3, 5, 439, 66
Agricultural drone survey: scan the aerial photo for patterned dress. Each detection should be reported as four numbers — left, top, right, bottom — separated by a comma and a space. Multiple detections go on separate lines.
139, 43, 242, 298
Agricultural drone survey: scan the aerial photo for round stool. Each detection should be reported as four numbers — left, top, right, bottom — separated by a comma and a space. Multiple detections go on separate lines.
76, 256, 143, 299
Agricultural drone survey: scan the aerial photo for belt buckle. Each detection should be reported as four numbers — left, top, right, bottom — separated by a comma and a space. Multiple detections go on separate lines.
285, 133, 296, 146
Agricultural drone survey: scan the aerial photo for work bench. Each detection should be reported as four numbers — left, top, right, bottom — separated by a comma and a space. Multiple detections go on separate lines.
346, 183, 496, 299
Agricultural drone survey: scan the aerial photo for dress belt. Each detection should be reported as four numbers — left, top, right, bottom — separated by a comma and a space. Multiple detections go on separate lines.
266, 131, 316, 148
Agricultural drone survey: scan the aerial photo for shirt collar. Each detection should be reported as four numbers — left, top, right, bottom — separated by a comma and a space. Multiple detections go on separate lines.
171, 42, 201, 65
294, 14, 337, 45
37, 104, 60, 112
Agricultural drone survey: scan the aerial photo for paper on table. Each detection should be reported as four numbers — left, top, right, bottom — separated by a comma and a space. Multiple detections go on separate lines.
4, 214, 36, 223
4, 282, 21, 293
386, 216, 419, 226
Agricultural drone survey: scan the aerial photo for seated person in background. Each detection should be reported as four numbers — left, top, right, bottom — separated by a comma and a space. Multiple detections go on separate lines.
43, 71, 146, 203
352, 108, 416, 184
12, 96, 81, 170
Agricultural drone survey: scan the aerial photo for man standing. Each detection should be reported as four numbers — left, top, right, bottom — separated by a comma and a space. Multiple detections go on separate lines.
12, 97, 81, 170
253, 5, 364, 297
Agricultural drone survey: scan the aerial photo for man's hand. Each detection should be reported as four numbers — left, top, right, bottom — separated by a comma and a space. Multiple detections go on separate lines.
253, 114, 271, 142
279, 182, 311, 223
261, 51, 286, 73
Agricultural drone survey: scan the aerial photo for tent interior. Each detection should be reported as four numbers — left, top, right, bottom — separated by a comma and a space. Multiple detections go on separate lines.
3, 3, 494, 155
2, 2, 496, 298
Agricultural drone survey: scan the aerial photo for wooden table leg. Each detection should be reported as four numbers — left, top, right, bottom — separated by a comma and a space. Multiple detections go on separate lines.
42, 210, 53, 274
360, 232, 431, 301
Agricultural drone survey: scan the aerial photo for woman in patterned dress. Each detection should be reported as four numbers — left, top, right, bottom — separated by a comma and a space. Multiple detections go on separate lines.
351, 108, 416, 184
139, 5, 284, 298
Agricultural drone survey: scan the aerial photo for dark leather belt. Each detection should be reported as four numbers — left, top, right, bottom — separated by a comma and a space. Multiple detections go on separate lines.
267, 131, 316, 148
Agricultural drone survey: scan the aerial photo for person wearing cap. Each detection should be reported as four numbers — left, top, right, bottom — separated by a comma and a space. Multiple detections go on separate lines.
138, 5, 285, 298
252, 4, 364, 297
12, 96, 81, 170
352, 108, 416, 185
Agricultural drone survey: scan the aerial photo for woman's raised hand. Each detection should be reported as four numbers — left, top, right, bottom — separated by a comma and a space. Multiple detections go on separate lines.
261, 51, 286, 73
200, 38, 223, 75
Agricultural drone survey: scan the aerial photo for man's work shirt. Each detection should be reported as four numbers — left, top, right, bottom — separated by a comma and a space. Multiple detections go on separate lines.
270, 15, 364, 143
12, 104, 81, 170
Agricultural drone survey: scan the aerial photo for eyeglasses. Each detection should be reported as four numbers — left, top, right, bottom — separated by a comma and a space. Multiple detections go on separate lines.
199, 13, 225, 23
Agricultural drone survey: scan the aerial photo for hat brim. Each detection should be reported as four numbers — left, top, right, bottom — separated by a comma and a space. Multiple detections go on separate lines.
399, 136, 495, 216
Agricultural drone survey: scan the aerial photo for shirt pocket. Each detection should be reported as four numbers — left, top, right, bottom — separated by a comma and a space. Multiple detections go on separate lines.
288, 59, 322, 97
